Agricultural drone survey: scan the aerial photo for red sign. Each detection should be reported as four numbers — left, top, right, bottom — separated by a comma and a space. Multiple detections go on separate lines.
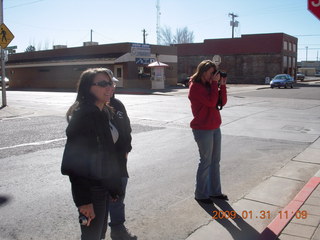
308, 0, 320, 20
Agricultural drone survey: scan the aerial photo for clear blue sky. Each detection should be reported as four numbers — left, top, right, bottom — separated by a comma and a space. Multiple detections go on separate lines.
4, 0, 320, 61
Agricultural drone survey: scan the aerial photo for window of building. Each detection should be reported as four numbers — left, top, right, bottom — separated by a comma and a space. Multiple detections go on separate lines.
289, 57, 292, 68
138, 66, 151, 78
283, 41, 288, 51
289, 42, 292, 52
283, 56, 288, 68
116, 67, 122, 78
293, 43, 297, 52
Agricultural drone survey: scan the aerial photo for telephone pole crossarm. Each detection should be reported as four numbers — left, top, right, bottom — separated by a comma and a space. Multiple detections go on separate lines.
228, 12, 239, 39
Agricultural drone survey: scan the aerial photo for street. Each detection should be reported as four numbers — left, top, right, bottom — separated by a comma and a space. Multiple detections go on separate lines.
1, 81, 320, 240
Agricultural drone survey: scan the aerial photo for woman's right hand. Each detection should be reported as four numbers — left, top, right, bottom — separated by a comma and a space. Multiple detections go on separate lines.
79, 203, 95, 226
210, 71, 220, 84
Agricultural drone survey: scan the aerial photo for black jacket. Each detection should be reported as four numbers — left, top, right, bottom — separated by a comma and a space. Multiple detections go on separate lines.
110, 96, 132, 178
64, 103, 122, 207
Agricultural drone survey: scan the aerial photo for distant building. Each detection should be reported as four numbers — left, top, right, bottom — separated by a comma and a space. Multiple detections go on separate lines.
298, 61, 320, 75
7, 42, 177, 90
176, 33, 298, 84
7, 33, 298, 89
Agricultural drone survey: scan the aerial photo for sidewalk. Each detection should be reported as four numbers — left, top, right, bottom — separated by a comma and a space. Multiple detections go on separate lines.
186, 137, 320, 240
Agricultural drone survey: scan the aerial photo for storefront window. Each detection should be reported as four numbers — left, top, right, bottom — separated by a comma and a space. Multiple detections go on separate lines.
138, 66, 151, 78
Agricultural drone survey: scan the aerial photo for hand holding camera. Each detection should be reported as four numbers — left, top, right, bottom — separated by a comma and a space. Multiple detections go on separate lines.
212, 70, 227, 85
78, 203, 95, 226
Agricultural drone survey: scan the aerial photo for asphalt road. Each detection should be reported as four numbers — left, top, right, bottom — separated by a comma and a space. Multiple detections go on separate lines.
0, 81, 320, 240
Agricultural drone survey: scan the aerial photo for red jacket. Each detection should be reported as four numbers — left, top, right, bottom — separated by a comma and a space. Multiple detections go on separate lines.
188, 81, 227, 130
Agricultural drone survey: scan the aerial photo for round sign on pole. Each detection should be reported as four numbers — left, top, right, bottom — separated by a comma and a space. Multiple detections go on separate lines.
212, 55, 221, 66
308, 0, 320, 20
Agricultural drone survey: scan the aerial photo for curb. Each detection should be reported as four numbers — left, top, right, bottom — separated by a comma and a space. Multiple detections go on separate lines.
259, 175, 320, 240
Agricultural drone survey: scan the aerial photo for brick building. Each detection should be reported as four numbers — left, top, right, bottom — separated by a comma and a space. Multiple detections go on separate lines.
176, 33, 298, 84
7, 43, 177, 90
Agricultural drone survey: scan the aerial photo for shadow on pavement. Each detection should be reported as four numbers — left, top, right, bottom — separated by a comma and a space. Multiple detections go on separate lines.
0, 195, 11, 207
197, 199, 260, 240
294, 82, 320, 88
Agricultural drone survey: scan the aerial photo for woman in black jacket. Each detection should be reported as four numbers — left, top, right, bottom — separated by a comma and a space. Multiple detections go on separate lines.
62, 68, 122, 240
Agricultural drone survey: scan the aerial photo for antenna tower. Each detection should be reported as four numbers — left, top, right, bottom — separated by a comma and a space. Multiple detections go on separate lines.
156, 0, 160, 44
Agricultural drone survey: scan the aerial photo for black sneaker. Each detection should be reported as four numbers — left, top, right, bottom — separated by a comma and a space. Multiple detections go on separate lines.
210, 194, 229, 201
195, 198, 213, 204
110, 225, 137, 240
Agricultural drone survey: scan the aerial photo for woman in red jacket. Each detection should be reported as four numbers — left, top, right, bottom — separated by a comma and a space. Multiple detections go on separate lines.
188, 60, 228, 204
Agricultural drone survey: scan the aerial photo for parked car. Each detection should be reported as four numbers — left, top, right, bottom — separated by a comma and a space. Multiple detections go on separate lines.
178, 77, 191, 87
296, 72, 305, 81
270, 74, 294, 89
315, 72, 320, 77
0, 76, 9, 87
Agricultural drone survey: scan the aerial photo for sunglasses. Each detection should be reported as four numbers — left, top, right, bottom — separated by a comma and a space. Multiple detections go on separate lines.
92, 81, 114, 87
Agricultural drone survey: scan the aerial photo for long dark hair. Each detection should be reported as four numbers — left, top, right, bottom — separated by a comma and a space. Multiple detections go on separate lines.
191, 60, 217, 84
66, 68, 112, 122
76, 68, 111, 104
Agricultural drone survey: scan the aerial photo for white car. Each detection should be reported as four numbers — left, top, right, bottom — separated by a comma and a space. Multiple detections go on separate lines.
0, 77, 9, 87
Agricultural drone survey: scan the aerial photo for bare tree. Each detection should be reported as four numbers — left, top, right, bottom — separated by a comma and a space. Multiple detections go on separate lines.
160, 26, 173, 46
174, 27, 194, 44
160, 26, 194, 45
37, 42, 42, 51
44, 39, 50, 50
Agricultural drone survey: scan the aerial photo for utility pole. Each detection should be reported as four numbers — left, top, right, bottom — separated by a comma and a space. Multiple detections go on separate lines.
228, 12, 239, 38
306, 46, 308, 61
0, 0, 6, 107
142, 29, 147, 44
156, 0, 160, 45
90, 29, 93, 42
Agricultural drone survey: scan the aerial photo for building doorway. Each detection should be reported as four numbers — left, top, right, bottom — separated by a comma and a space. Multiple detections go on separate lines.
114, 65, 123, 87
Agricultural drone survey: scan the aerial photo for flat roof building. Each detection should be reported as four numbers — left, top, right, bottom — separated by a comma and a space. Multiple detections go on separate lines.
7, 42, 178, 90
176, 33, 298, 84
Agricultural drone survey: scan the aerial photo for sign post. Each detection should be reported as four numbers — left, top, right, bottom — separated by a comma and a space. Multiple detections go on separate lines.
0, 20, 15, 107
308, 0, 320, 20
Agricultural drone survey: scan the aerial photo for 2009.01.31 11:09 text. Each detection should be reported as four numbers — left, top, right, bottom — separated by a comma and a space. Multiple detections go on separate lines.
212, 210, 308, 220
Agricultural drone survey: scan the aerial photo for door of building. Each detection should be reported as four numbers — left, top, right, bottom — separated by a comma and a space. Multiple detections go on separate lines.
114, 65, 123, 87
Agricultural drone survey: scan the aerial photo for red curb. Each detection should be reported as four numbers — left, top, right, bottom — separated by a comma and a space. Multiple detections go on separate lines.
259, 176, 320, 240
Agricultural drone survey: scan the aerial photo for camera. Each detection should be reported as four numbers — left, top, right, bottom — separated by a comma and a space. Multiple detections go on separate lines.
213, 70, 227, 78
79, 214, 88, 225
219, 71, 227, 78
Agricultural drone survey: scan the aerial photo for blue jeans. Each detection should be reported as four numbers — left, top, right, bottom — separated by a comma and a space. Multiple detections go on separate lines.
192, 128, 222, 199
109, 177, 128, 227
100, 177, 128, 239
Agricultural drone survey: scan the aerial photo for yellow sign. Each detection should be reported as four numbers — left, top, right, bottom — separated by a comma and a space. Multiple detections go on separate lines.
0, 23, 14, 49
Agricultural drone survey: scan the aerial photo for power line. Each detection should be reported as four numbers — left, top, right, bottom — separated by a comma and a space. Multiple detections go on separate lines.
5, 0, 46, 9
294, 34, 320, 37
